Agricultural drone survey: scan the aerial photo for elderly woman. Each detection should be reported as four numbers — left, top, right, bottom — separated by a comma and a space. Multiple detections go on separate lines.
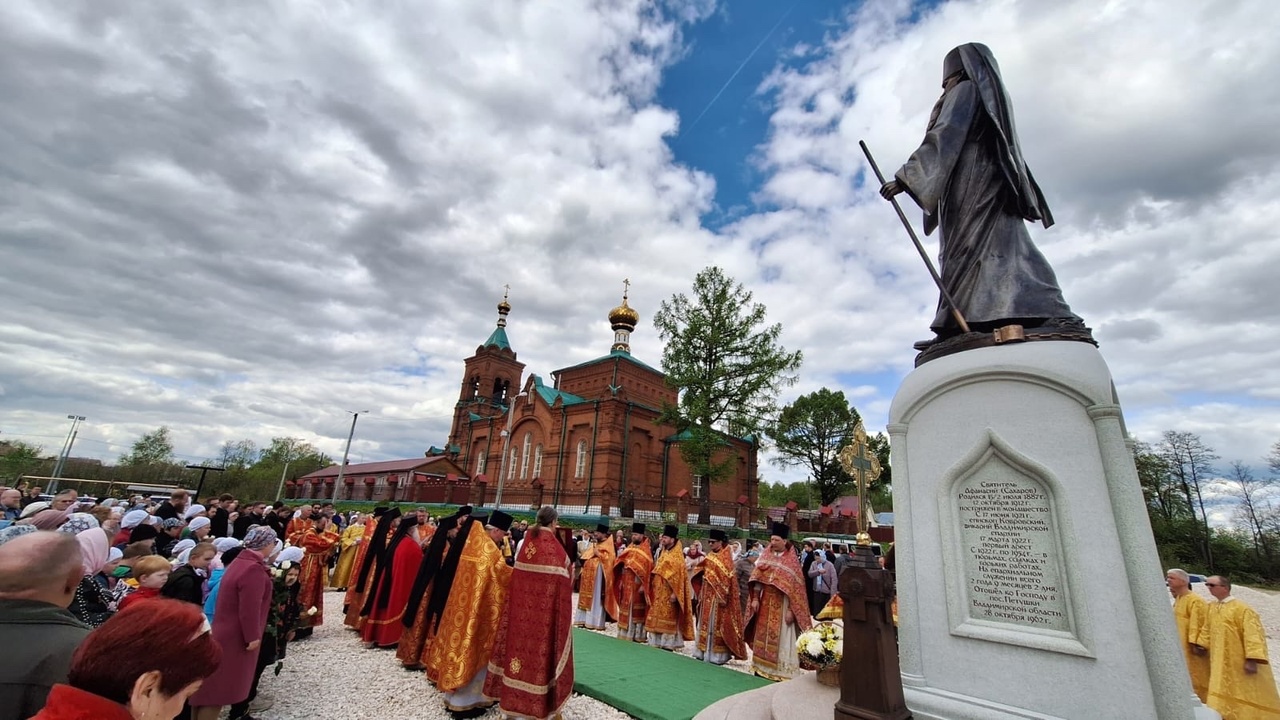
31, 599, 221, 720
69, 528, 116, 627
188, 526, 276, 720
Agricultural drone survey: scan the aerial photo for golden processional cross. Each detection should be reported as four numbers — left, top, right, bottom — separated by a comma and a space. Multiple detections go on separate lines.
839, 420, 882, 539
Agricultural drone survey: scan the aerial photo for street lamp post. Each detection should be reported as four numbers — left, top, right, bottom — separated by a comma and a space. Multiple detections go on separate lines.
49, 414, 86, 492
335, 410, 370, 501
494, 392, 528, 508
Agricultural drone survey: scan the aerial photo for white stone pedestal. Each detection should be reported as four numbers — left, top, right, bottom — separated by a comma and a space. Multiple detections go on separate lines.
888, 342, 1216, 720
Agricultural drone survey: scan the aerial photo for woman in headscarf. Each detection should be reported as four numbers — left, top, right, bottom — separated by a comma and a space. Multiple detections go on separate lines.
59, 512, 101, 536
275, 546, 304, 567
183, 516, 212, 542
163, 541, 216, 606
228, 559, 302, 720
169, 538, 197, 563
0, 524, 37, 547
117, 510, 150, 546
21, 508, 71, 531
188, 526, 276, 720
69, 528, 115, 627
360, 516, 421, 648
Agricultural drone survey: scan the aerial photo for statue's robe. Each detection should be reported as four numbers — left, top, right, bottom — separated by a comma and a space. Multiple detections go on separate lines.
613, 539, 653, 643
328, 521, 365, 589
483, 528, 575, 720
895, 51, 1076, 336
425, 522, 512, 713
573, 536, 618, 630
694, 545, 748, 664
1173, 591, 1211, 703
744, 548, 812, 681
1201, 597, 1280, 720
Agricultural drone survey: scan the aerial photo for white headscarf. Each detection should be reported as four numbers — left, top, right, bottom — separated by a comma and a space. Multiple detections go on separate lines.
122, 509, 150, 528
213, 537, 241, 553
275, 546, 304, 565
183, 504, 207, 520
19, 502, 49, 520
170, 538, 196, 560
187, 516, 211, 534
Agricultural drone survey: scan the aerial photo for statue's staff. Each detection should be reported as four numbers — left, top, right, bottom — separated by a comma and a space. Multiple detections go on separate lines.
859, 140, 970, 334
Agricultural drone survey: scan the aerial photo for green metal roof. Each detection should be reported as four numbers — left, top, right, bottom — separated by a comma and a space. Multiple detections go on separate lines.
483, 326, 511, 350
532, 374, 587, 407
553, 348, 663, 377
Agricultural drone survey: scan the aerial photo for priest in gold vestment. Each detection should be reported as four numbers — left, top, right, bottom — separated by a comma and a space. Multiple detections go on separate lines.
328, 513, 366, 589
694, 528, 747, 664
344, 508, 399, 629
613, 522, 653, 643
397, 512, 459, 670
573, 522, 618, 630
1196, 576, 1280, 720
745, 522, 812, 681
425, 513, 513, 715
647, 524, 694, 651
1167, 568, 1210, 702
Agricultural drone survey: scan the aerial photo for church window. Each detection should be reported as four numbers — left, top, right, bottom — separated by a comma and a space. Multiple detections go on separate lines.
475, 452, 486, 476
575, 439, 588, 478
533, 444, 544, 478
519, 432, 532, 478
508, 449, 517, 480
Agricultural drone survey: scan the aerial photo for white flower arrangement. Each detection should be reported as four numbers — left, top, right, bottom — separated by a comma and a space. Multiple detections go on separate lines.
796, 621, 843, 670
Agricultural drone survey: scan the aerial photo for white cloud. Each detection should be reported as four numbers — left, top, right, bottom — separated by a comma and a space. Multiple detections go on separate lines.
2, 0, 1278, 503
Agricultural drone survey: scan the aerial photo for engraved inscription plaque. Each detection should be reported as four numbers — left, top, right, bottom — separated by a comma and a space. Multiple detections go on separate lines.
957, 470, 1069, 632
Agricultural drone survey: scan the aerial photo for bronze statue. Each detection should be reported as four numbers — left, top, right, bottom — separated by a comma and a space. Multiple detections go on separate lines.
877, 43, 1092, 362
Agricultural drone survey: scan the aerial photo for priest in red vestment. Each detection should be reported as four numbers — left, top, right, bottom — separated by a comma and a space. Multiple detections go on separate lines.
484, 506, 575, 720
745, 522, 812, 681
344, 508, 399, 629
360, 516, 422, 647
293, 512, 340, 637
397, 512, 460, 669
613, 522, 653, 643
694, 528, 748, 664
647, 524, 695, 651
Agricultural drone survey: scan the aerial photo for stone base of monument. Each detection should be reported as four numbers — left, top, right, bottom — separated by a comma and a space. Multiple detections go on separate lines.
692, 671, 837, 720
889, 342, 1218, 720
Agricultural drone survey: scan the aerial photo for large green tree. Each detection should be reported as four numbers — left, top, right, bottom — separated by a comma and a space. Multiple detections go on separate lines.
655, 266, 802, 523
767, 388, 860, 506
119, 426, 176, 466
0, 441, 45, 483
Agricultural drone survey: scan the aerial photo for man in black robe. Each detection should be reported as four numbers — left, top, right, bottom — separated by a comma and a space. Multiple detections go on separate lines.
881, 43, 1081, 347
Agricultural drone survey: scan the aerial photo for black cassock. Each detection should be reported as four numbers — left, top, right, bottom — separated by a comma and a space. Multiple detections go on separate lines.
895, 47, 1079, 336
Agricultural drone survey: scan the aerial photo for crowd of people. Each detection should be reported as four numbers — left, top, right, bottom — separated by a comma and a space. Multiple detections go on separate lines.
0, 480, 881, 720
0, 486, 372, 720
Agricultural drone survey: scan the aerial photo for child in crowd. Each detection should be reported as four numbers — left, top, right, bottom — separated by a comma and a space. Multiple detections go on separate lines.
163, 542, 216, 606
118, 555, 171, 611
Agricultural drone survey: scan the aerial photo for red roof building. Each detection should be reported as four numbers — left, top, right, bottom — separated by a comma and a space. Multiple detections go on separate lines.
292, 455, 468, 504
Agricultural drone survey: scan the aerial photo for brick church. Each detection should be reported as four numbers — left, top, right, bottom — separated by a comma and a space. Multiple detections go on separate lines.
446, 289, 759, 523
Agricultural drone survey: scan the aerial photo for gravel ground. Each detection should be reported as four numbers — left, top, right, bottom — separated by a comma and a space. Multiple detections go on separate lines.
250, 584, 1280, 718
245, 590, 632, 720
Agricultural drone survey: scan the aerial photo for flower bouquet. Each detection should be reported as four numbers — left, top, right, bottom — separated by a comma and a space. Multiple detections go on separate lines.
797, 621, 843, 686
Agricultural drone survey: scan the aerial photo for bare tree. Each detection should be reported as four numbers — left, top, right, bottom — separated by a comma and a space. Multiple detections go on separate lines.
1225, 461, 1275, 563
1158, 431, 1219, 570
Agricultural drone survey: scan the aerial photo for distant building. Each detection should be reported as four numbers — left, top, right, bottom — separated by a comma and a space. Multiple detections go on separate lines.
446, 291, 758, 523
291, 455, 468, 503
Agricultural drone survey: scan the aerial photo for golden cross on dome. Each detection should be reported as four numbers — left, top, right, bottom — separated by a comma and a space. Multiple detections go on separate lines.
503, 284, 510, 300
622, 278, 630, 301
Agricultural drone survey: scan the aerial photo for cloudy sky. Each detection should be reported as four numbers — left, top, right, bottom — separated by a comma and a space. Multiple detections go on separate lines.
3, 0, 1278, 503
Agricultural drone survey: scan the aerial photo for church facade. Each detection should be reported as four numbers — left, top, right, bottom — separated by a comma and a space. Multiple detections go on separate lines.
446, 292, 759, 523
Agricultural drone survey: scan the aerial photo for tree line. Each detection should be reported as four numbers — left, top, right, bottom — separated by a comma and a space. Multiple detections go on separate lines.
0, 426, 331, 502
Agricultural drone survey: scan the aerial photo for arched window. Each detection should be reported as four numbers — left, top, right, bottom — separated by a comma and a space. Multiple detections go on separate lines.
519, 432, 532, 479
475, 452, 486, 476
533, 444, 544, 478
575, 439, 588, 478
469, 375, 480, 399
507, 449, 518, 480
